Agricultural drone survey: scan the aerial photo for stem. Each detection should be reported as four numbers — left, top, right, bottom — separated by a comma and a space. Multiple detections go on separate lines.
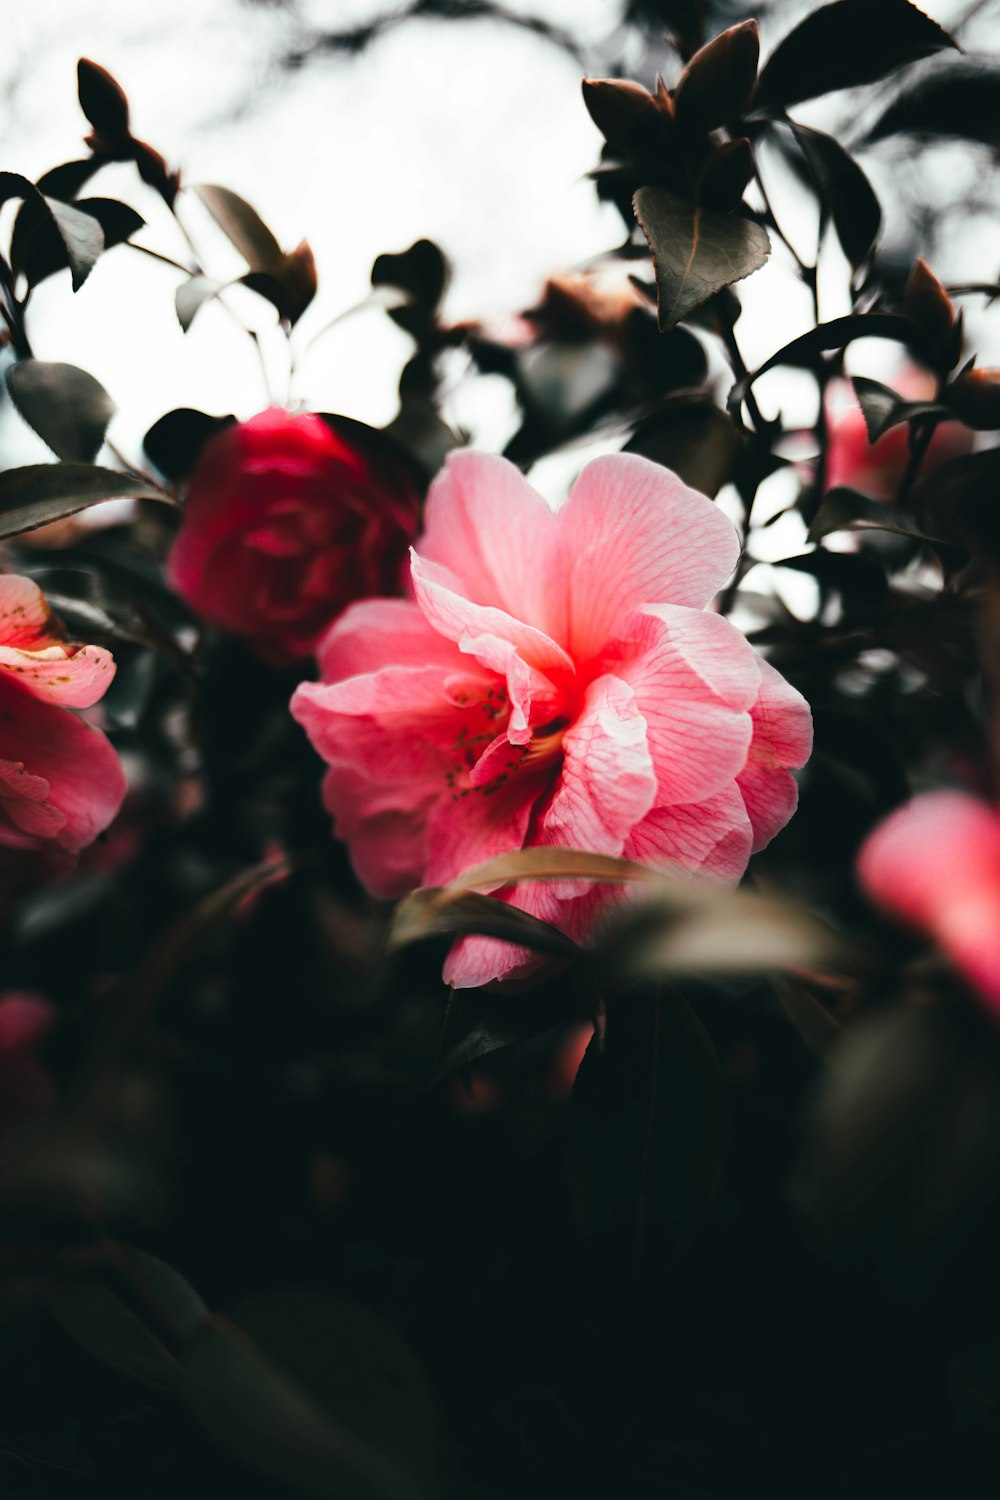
0, 257, 32, 359
753, 160, 811, 280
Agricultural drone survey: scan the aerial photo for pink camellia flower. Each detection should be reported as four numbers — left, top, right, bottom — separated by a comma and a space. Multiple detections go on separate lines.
167, 408, 423, 663
826, 375, 972, 502
857, 790, 1000, 1012
0, 575, 126, 853
291, 451, 812, 987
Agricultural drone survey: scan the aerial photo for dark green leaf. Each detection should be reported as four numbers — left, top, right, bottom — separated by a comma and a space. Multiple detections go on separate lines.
371, 238, 448, 311
754, 0, 958, 113
77, 59, 131, 140
625, 400, 742, 496
807, 485, 949, 543
7, 361, 115, 462
182, 1302, 434, 1500
774, 547, 888, 602
789, 122, 881, 266
633, 186, 770, 331
581, 78, 662, 154
859, 55, 1000, 149
568, 989, 729, 1259
36, 158, 107, 200
192, 183, 283, 271
0, 171, 104, 291
0, 464, 161, 540
674, 19, 759, 133
143, 407, 234, 480
851, 374, 948, 441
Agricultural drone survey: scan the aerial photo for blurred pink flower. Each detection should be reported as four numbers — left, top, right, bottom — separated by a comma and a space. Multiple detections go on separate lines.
857, 790, 1000, 1011
0, 576, 126, 853
291, 451, 812, 987
167, 408, 422, 663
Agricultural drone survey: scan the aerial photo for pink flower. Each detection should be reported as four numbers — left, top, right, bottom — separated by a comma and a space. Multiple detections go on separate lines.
857, 790, 1000, 1011
291, 451, 812, 987
0, 575, 126, 853
167, 408, 423, 663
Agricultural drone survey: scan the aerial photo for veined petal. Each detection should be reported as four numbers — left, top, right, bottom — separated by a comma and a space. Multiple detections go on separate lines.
738, 656, 813, 852
417, 449, 564, 639
0, 641, 116, 708
611, 607, 756, 806
410, 552, 574, 678
557, 453, 740, 662
624, 785, 754, 885
539, 673, 656, 856
314, 598, 460, 684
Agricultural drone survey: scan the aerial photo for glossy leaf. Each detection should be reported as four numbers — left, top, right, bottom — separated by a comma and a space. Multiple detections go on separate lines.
7, 361, 115, 462
851, 375, 949, 442
674, 19, 759, 133
754, 0, 958, 113
388, 887, 580, 959
634, 186, 770, 331
789, 122, 881, 266
77, 58, 131, 140
143, 406, 235, 480
192, 183, 283, 271
860, 55, 1000, 149
0, 463, 162, 540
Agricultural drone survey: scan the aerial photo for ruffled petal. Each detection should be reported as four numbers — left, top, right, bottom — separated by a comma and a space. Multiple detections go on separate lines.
416, 449, 564, 639
738, 656, 813, 852
557, 453, 740, 662
610, 605, 756, 807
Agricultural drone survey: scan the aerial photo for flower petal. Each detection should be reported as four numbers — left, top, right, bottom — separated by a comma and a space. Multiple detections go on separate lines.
417, 449, 564, 639
738, 657, 813, 852
611, 605, 756, 806
624, 784, 754, 884
557, 453, 740, 661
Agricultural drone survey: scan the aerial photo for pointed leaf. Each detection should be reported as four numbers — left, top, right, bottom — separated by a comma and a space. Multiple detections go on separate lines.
388, 887, 580, 958
789, 122, 881, 266
175, 274, 224, 332
192, 183, 283, 271
0, 463, 162, 539
674, 20, 759, 133
859, 55, 1000, 149
634, 186, 770, 331
850, 375, 948, 442
755, 0, 958, 113
7, 361, 115, 461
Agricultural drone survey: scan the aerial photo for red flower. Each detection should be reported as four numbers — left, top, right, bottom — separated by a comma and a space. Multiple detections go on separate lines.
0, 576, 126, 854
167, 408, 423, 662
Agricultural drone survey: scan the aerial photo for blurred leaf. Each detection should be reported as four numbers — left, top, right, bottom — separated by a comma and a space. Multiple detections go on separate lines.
192, 182, 283, 270
182, 1303, 434, 1500
754, 0, 958, 113
859, 55, 1000, 149
602, 889, 844, 982
240, 240, 317, 325
143, 406, 234, 481
7, 361, 115, 462
788, 122, 881, 266
773, 548, 888, 602
0, 171, 103, 291
634, 186, 770, 331
77, 58, 131, 140
850, 375, 948, 442
568, 988, 728, 1258
174, 275, 224, 332
371, 238, 448, 313
581, 77, 662, 154
11, 194, 141, 290
674, 19, 759, 133
771, 974, 844, 1056
807, 486, 950, 544
625, 400, 742, 496
903, 258, 959, 366
36, 157, 107, 200
49, 1244, 207, 1391
389, 888, 580, 959
946, 367, 1000, 430
0, 463, 162, 540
